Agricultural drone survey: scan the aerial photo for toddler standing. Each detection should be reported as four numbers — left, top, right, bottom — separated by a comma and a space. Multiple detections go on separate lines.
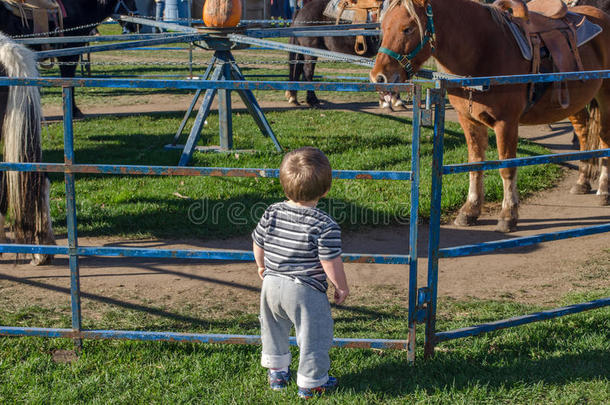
252, 147, 349, 399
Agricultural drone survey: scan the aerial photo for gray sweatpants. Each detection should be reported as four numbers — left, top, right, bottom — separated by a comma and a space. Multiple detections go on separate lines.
260, 275, 334, 388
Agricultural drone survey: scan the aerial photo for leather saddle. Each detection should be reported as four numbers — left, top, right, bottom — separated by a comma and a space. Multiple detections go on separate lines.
493, 0, 603, 108
323, 0, 384, 55
1, 0, 65, 38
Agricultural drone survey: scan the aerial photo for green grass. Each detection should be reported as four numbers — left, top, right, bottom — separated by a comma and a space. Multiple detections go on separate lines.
0, 289, 607, 403
39, 110, 561, 239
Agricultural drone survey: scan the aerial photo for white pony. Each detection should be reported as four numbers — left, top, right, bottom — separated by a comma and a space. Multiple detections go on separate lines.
0, 32, 55, 265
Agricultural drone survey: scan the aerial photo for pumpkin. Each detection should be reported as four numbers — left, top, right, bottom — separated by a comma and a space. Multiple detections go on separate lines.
203, 0, 242, 28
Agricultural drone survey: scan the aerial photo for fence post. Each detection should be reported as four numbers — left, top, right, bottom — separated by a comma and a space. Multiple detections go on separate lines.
424, 84, 447, 358
407, 84, 422, 363
62, 86, 83, 350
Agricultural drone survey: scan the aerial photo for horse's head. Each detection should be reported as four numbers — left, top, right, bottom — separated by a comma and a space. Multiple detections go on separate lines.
370, 0, 434, 84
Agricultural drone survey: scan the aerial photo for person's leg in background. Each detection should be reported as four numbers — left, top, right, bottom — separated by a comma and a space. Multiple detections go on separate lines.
135, 0, 155, 33
155, 0, 165, 32
179, 0, 190, 23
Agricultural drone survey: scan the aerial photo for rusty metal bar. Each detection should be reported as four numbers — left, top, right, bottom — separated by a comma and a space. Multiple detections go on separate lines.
434, 298, 610, 342
0, 243, 410, 265
0, 326, 407, 350
0, 162, 413, 181
439, 224, 610, 258
62, 87, 82, 350
0, 77, 416, 93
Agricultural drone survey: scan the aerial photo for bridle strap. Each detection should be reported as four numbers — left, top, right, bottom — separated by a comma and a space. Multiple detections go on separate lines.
377, 3, 436, 78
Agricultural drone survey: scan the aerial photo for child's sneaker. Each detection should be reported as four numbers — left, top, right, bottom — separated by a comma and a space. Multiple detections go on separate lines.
268, 369, 291, 390
297, 376, 338, 399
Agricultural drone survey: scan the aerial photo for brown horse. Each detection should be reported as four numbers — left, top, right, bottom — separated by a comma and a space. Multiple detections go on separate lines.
370, 0, 610, 232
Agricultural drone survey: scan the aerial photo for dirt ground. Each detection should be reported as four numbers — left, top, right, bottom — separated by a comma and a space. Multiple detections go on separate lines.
1, 97, 608, 319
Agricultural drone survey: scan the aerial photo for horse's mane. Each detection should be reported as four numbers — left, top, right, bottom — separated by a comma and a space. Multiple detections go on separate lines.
484, 2, 510, 34
381, 0, 508, 40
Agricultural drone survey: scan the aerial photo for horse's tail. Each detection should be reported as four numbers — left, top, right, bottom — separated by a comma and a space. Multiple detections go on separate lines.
585, 99, 602, 180
0, 33, 55, 264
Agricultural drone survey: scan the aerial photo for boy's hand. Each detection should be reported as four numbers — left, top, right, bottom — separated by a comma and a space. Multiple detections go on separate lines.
257, 267, 265, 280
334, 288, 349, 305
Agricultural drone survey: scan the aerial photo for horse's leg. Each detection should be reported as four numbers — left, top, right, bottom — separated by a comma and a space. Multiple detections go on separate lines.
592, 92, 610, 205
568, 108, 593, 194
286, 49, 302, 105
597, 148, 609, 205
454, 114, 488, 227
391, 92, 408, 110
303, 55, 320, 107
59, 55, 84, 118
494, 120, 520, 232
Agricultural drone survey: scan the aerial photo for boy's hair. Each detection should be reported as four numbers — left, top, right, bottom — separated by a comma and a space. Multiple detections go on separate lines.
279, 147, 332, 202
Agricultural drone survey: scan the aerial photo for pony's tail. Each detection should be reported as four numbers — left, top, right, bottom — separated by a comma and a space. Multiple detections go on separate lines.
585, 99, 602, 180
0, 33, 55, 264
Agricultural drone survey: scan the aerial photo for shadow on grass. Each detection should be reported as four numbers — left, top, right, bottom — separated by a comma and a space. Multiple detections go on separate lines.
336, 310, 610, 395
339, 347, 609, 396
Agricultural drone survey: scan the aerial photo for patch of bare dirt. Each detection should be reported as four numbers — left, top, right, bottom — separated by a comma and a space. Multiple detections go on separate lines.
0, 100, 608, 322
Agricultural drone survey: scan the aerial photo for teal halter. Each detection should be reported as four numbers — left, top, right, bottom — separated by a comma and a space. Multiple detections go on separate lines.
377, 3, 436, 79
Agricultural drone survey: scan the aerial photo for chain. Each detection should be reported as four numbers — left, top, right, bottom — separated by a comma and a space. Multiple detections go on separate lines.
10, 21, 105, 39
42, 59, 367, 67
12, 18, 357, 39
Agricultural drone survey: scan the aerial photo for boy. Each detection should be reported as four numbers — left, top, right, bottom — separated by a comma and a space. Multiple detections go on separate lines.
252, 146, 349, 399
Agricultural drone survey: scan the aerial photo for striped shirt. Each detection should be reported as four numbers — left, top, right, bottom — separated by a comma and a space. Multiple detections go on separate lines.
252, 201, 342, 292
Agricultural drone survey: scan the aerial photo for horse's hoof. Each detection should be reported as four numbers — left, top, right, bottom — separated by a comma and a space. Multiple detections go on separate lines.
288, 97, 300, 106
307, 100, 321, 109
454, 212, 477, 227
380, 101, 393, 111
393, 100, 409, 110
596, 193, 610, 206
30, 254, 53, 266
569, 183, 591, 195
495, 219, 517, 233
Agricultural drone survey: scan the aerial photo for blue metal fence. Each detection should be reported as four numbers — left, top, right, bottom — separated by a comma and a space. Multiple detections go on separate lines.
0, 77, 422, 356
421, 72, 610, 358
0, 71, 609, 361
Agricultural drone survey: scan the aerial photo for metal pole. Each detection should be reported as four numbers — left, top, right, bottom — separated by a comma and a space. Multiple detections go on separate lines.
188, 0, 193, 78
424, 84, 447, 358
218, 51, 233, 150
407, 85, 422, 363
172, 56, 217, 145
62, 86, 83, 351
